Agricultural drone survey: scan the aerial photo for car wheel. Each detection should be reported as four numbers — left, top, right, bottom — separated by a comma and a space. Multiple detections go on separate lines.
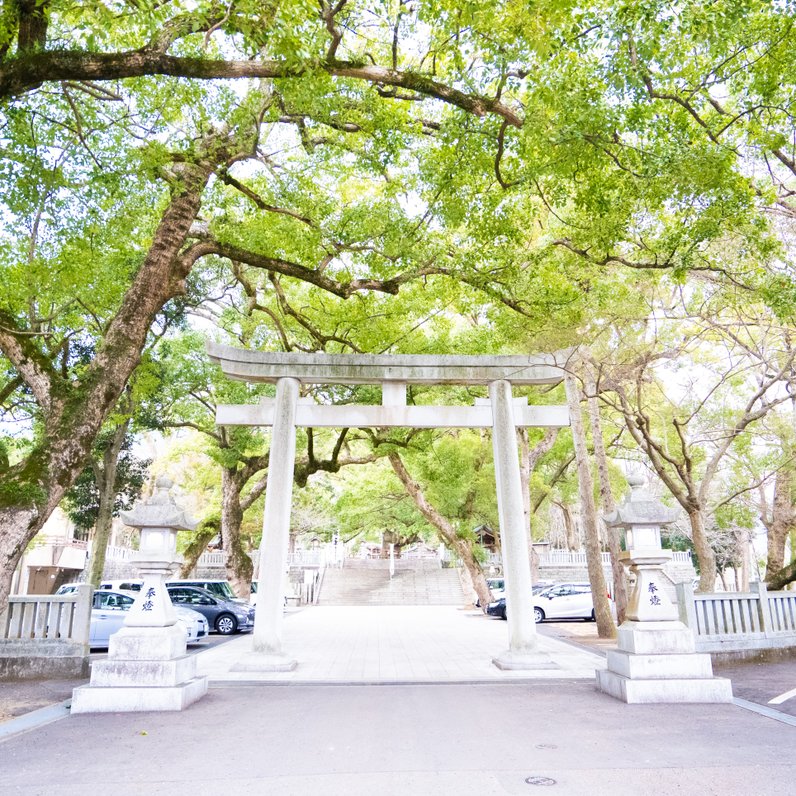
589, 609, 596, 622
501, 605, 507, 620
533, 607, 545, 624
215, 614, 237, 635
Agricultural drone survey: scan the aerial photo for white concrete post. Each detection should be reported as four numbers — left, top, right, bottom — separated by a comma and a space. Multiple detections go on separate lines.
246, 377, 299, 670
490, 380, 551, 670
752, 581, 773, 638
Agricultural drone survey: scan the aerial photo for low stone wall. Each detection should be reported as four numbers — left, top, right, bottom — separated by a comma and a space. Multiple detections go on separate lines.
1, 586, 92, 679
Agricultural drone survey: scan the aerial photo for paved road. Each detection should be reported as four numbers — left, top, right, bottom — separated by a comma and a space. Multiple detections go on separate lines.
4, 681, 796, 795
540, 620, 796, 720
715, 656, 796, 718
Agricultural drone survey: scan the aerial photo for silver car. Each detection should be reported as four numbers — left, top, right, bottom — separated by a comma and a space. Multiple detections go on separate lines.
90, 590, 209, 648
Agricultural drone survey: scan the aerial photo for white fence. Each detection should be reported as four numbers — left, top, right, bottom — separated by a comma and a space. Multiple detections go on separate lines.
195, 547, 333, 571
676, 581, 796, 656
106, 545, 135, 561
538, 550, 692, 566
0, 585, 92, 678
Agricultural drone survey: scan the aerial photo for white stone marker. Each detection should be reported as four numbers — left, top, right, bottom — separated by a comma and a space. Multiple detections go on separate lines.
71, 477, 208, 713
232, 377, 299, 672
490, 380, 554, 671
596, 475, 732, 703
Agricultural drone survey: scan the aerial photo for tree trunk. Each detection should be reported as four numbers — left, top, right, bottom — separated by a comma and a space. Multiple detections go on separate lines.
0, 154, 217, 611
180, 516, 220, 577
87, 418, 130, 587
564, 373, 615, 639
585, 376, 628, 624
558, 502, 579, 551
689, 509, 717, 592
0, 507, 41, 604
766, 557, 796, 591
764, 468, 795, 579
221, 466, 254, 600
519, 427, 558, 584
388, 452, 493, 610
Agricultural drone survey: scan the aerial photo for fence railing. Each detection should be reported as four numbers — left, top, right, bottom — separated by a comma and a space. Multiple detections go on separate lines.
1, 585, 92, 678
2, 586, 92, 644
676, 581, 796, 655
105, 544, 135, 561
486, 549, 693, 568
195, 546, 335, 571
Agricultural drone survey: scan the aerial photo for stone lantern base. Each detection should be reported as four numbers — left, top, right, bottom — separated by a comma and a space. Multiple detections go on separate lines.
596, 621, 733, 704
71, 625, 208, 713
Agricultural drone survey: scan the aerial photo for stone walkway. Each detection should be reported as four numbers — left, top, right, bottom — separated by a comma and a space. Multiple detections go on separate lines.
197, 605, 607, 683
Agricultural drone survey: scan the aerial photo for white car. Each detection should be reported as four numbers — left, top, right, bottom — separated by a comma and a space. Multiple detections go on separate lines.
89, 590, 209, 648
56, 579, 144, 595
531, 582, 598, 623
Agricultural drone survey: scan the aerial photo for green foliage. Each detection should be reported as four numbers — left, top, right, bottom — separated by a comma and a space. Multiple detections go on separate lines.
63, 433, 150, 534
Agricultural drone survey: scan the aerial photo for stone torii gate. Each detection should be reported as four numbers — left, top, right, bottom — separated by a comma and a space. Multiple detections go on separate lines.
207, 343, 570, 672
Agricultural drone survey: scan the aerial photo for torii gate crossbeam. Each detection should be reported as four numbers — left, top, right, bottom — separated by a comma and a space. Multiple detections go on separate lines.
208, 343, 570, 673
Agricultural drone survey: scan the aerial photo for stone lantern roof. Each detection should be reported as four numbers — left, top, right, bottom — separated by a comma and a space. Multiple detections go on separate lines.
120, 476, 197, 531
603, 474, 680, 529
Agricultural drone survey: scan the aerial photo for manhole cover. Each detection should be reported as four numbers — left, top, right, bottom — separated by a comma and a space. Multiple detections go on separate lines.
525, 776, 557, 786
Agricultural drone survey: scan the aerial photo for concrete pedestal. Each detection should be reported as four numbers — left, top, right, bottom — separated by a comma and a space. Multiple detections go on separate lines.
71, 625, 208, 714
492, 648, 557, 671
596, 621, 732, 704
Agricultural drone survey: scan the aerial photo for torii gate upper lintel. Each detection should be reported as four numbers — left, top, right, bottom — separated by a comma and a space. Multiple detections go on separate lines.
207, 342, 570, 674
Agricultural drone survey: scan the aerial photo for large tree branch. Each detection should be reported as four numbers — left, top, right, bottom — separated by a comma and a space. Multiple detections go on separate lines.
185, 239, 445, 297
0, 313, 55, 412
0, 52, 523, 126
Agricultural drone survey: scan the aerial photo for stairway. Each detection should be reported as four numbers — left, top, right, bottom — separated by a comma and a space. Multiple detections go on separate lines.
318, 559, 465, 606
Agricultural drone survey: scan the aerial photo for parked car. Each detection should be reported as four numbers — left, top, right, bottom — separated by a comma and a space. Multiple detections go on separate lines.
54, 583, 81, 595
486, 596, 505, 619
475, 577, 505, 608
532, 582, 597, 623
98, 579, 144, 592
165, 579, 249, 605
166, 585, 255, 635
89, 590, 208, 648
487, 582, 603, 623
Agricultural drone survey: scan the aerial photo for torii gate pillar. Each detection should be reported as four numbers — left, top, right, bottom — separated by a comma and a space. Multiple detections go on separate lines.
233, 377, 299, 672
490, 380, 552, 669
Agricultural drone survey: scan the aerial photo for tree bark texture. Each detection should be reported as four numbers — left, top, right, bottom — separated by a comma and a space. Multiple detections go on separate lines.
87, 418, 130, 587
221, 466, 254, 600
585, 377, 628, 624
689, 509, 717, 592
179, 517, 219, 578
564, 373, 616, 639
764, 468, 796, 579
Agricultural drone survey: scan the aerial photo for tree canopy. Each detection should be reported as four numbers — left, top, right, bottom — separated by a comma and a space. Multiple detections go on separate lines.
2, 0, 796, 606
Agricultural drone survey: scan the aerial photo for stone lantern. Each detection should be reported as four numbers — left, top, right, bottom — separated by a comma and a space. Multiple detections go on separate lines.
608, 474, 681, 623
596, 475, 732, 704
71, 477, 208, 713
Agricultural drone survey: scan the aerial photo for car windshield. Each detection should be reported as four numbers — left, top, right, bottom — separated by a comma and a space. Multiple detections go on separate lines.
94, 592, 134, 610
216, 582, 236, 599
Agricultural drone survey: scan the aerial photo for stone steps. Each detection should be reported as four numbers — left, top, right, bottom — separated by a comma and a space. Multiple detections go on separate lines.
319, 567, 465, 606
